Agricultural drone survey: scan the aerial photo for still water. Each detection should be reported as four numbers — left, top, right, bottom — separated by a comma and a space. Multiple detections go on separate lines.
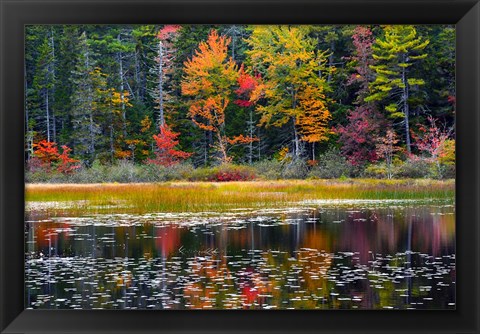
25, 201, 455, 310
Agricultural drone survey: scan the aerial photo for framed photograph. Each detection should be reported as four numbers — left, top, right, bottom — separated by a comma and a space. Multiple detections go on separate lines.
1, 0, 479, 333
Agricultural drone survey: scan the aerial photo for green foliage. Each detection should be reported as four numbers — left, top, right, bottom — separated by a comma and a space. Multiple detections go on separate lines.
363, 163, 389, 179
393, 159, 431, 179
252, 159, 284, 180
366, 25, 429, 115
309, 148, 357, 179
188, 164, 256, 182
281, 159, 309, 179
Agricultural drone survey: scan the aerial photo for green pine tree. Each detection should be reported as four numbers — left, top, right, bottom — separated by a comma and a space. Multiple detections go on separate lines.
365, 25, 429, 153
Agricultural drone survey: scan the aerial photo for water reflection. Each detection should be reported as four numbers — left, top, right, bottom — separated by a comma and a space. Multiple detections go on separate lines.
25, 204, 455, 309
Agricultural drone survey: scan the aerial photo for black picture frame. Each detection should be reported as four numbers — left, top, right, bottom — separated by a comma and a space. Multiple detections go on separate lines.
1, 0, 479, 333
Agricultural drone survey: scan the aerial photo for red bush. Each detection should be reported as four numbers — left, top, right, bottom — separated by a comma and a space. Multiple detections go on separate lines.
209, 166, 255, 182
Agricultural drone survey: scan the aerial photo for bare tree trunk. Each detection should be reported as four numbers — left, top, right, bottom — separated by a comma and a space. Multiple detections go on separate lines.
291, 92, 300, 158
216, 130, 228, 163
25, 62, 32, 161
118, 34, 127, 138
110, 124, 114, 163
402, 54, 411, 154
158, 39, 165, 126
257, 128, 261, 161
231, 33, 235, 60
85, 43, 95, 162
292, 117, 300, 158
89, 112, 95, 160
50, 28, 56, 143
46, 90, 50, 142
317, 37, 323, 79
134, 49, 141, 101
248, 108, 253, 164
327, 40, 335, 83
204, 132, 208, 166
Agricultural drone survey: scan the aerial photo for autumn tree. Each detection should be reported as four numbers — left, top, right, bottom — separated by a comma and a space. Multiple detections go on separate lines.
246, 25, 331, 159
150, 25, 181, 126
234, 67, 261, 164
296, 86, 331, 160
347, 26, 375, 101
181, 30, 240, 163
376, 129, 401, 179
366, 25, 429, 154
338, 26, 384, 165
337, 106, 384, 165
24, 25, 455, 177
148, 124, 192, 166
31, 140, 80, 174
57, 145, 81, 174
411, 116, 454, 178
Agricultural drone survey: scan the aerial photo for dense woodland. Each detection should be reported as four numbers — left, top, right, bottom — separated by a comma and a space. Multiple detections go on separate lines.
25, 25, 455, 181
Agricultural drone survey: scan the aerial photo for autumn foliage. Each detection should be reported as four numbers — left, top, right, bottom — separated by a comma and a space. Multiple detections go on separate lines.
148, 124, 192, 166
209, 165, 256, 182
338, 27, 383, 166
336, 106, 384, 165
296, 85, 331, 144
376, 130, 401, 179
412, 116, 453, 162
31, 140, 80, 174
235, 67, 261, 108
25, 25, 455, 180
181, 30, 246, 163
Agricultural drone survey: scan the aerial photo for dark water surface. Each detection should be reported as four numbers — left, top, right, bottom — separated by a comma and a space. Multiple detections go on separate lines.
25, 202, 455, 310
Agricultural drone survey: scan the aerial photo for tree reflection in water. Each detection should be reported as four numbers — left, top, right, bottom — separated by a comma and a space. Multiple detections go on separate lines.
25, 203, 455, 309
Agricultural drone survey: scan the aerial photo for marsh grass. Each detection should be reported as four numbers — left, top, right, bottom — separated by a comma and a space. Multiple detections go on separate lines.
25, 179, 455, 216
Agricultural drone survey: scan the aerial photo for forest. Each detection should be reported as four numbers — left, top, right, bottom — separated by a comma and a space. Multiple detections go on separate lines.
24, 25, 456, 182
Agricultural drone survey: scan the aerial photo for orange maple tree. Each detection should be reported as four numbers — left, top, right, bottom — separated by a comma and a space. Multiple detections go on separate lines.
181, 30, 240, 163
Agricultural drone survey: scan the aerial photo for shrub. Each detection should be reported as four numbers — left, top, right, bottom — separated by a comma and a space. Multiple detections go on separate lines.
186, 164, 255, 182
393, 158, 431, 179
439, 162, 455, 179
281, 159, 309, 179
137, 163, 169, 182
214, 164, 256, 182
309, 148, 356, 179
188, 167, 215, 182
252, 160, 284, 180
25, 169, 60, 183
141, 163, 195, 182
438, 139, 455, 179
102, 160, 141, 183
363, 163, 388, 179
67, 160, 108, 183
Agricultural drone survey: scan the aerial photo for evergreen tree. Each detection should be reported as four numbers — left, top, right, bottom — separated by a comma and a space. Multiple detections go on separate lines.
70, 31, 98, 165
366, 25, 429, 153
32, 34, 55, 143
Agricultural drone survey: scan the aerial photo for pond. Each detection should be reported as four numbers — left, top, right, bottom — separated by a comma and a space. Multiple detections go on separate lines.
25, 201, 455, 310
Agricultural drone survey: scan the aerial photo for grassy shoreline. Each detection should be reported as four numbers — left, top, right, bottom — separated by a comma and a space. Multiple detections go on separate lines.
26, 179, 455, 216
